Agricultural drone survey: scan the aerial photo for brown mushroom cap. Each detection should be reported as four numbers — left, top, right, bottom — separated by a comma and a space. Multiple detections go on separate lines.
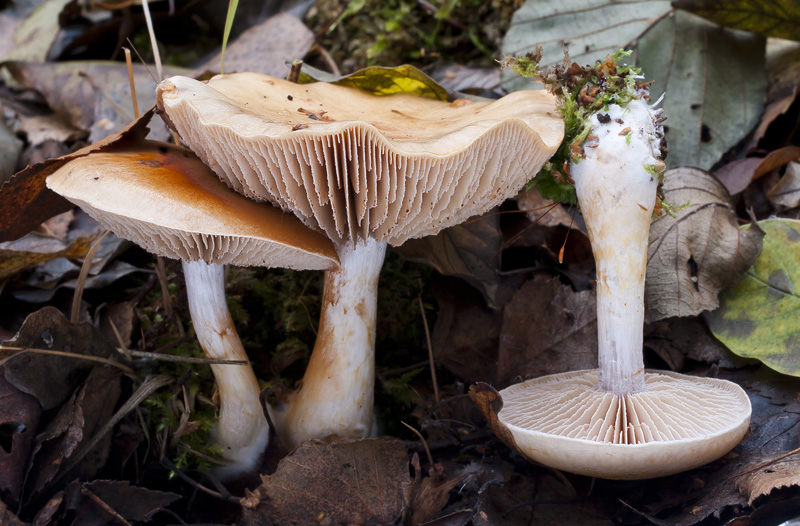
157, 73, 563, 245
498, 370, 751, 479
46, 142, 338, 270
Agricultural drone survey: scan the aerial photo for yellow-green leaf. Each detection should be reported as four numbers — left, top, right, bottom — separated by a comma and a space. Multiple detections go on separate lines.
298, 64, 450, 101
674, 0, 800, 41
705, 218, 800, 377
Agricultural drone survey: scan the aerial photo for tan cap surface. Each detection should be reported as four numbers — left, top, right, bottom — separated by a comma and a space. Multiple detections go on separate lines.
498, 369, 751, 479
46, 142, 338, 270
157, 73, 563, 245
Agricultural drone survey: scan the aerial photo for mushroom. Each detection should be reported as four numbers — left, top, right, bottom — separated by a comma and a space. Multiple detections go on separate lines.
156, 72, 564, 447
487, 54, 751, 479
46, 140, 338, 477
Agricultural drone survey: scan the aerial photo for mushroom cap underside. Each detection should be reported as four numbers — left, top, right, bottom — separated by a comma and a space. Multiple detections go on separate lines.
157, 73, 564, 245
498, 370, 751, 480
45, 143, 338, 270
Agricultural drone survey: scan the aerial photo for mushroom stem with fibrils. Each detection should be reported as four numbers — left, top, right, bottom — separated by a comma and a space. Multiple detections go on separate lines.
43, 137, 338, 477
155, 72, 564, 449
489, 51, 751, 480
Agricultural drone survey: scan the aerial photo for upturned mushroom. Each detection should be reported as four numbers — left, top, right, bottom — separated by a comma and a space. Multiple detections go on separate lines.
46, 138, 338, 477
487, 52, 751, 479
156, 72, 564, 448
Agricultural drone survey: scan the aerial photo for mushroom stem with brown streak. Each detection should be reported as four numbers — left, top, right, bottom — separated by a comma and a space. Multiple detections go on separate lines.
156, 72, 564, 448
45, 141, 338, 477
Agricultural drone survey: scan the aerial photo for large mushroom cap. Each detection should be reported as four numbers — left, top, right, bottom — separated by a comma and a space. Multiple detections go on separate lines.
46, 142, 338, 270
157, 73, 563, 245
498, 370, 751, 479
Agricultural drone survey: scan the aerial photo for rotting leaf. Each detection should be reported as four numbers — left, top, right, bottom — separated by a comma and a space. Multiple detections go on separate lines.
0, 108, 153, 243
396, 213, 505, 308
63, 480, 180, 526
645, 167, 764, 323
497, 274, 596, 387
0, 374, 42, 505
299, 63, 450, 101
705, 218, 800, 377
468, 383, 520, 455
674, 0, 800, 41
0, 306, 116, 410
736, 458, 800, 506
0, 0, 72, 62
241, 437, 413, 526
0, 499, 26, 526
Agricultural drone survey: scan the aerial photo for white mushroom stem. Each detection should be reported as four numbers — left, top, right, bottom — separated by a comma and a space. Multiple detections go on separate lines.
183, 260, 269, 478
271, 237, 387, 448
571, 98, 664, 395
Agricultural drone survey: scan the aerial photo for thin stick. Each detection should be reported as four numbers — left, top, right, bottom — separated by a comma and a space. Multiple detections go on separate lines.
155, 258, 172, 317
80, 486, 134, 526
312, 44, 340, 76
140, 0, 163, 81
286, 59, 303, 83
123, 348, 248, 366
0, 346, 135, 375
734, 446, 800, 479
160, 456, 237, 502
401, 421, 434, 468
108, 318, 132, 361
418, 294, 439, 403
126, 38, 158, 85
123, 47, 140, 118
72, 231, 109, 323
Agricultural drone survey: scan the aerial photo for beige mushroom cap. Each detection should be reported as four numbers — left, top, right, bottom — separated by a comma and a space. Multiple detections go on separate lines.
498, 370, 751, 480
157, 73, 563, 245
46, 142, 338, 270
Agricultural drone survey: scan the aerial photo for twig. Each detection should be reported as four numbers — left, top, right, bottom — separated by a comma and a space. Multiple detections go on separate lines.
160, 456, 237, 502
418, 295, 439, 403
0, 345, 135, 375
123, 47, 139, 118
81, 486, 134, 526
140, 0, 163, 81
108, 318, 132, 361
312, 44, 340, 76
286, 60, 303, 83
401, 421, 434, 467
122, 348, 248, 366
734, 446, 800, 479
155, 258, 173, 317
72, 231, 109, 323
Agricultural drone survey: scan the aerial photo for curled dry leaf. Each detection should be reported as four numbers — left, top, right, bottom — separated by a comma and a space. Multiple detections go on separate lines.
0, 374, 42, 505
241, 437, 413, 526
468, 383, 520, 455
715, 146, 800, 196
767, 161, 800, 207
736, 458, 800, 506
645, 167, 764, 323
62, 480, 180, 526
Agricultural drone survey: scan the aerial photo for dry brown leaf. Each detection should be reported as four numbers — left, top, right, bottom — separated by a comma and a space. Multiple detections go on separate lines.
715, 146, 800, 195
0, 235, 94, 280
63, 480, 180, 526
0, 374, 42, 505
242, 437, 413, 526
0, 108, 152, 242
766, 161, 800, 207
736, 457, 800, 506
514, 187, 574, 228
645, 167, 764, 322
496, 274, 596, 387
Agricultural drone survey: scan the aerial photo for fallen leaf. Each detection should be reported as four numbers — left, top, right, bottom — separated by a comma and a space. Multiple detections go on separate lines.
674, 0, 800, 40
17, 114, 87, 145
1, 0, 71, 62
430, 277, 502, 384
429, 63, 501, 95
411, 469, 464, 524
397, 213, 505, 308
63, 479, 179, 526
4, 61, 188, 142
299, 63, 450, 101
198, 13, 313, 76
736, 458, 800, 506
12, 260, 145, 303
0, 499, 26, 526
0, 306, 116, 410
0, 234, 94, 281
503, 2, 767, 171
468, 383, 520, 455
715, 146, 800, 196
514, 188, 573, 228
496, 274, 596, 387
705, 218, 800, 377
0, 116, 22, 185
0, 373, 42, 505
0, 108, 152, 242
767, 161, 800, 207
242, 437, 413, 526
645, 167, 764, 322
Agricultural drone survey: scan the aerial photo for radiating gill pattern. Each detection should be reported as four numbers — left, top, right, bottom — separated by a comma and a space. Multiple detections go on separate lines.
499, 370, 751, 445
70, 199, 330, 270
166, 108, 550, 246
